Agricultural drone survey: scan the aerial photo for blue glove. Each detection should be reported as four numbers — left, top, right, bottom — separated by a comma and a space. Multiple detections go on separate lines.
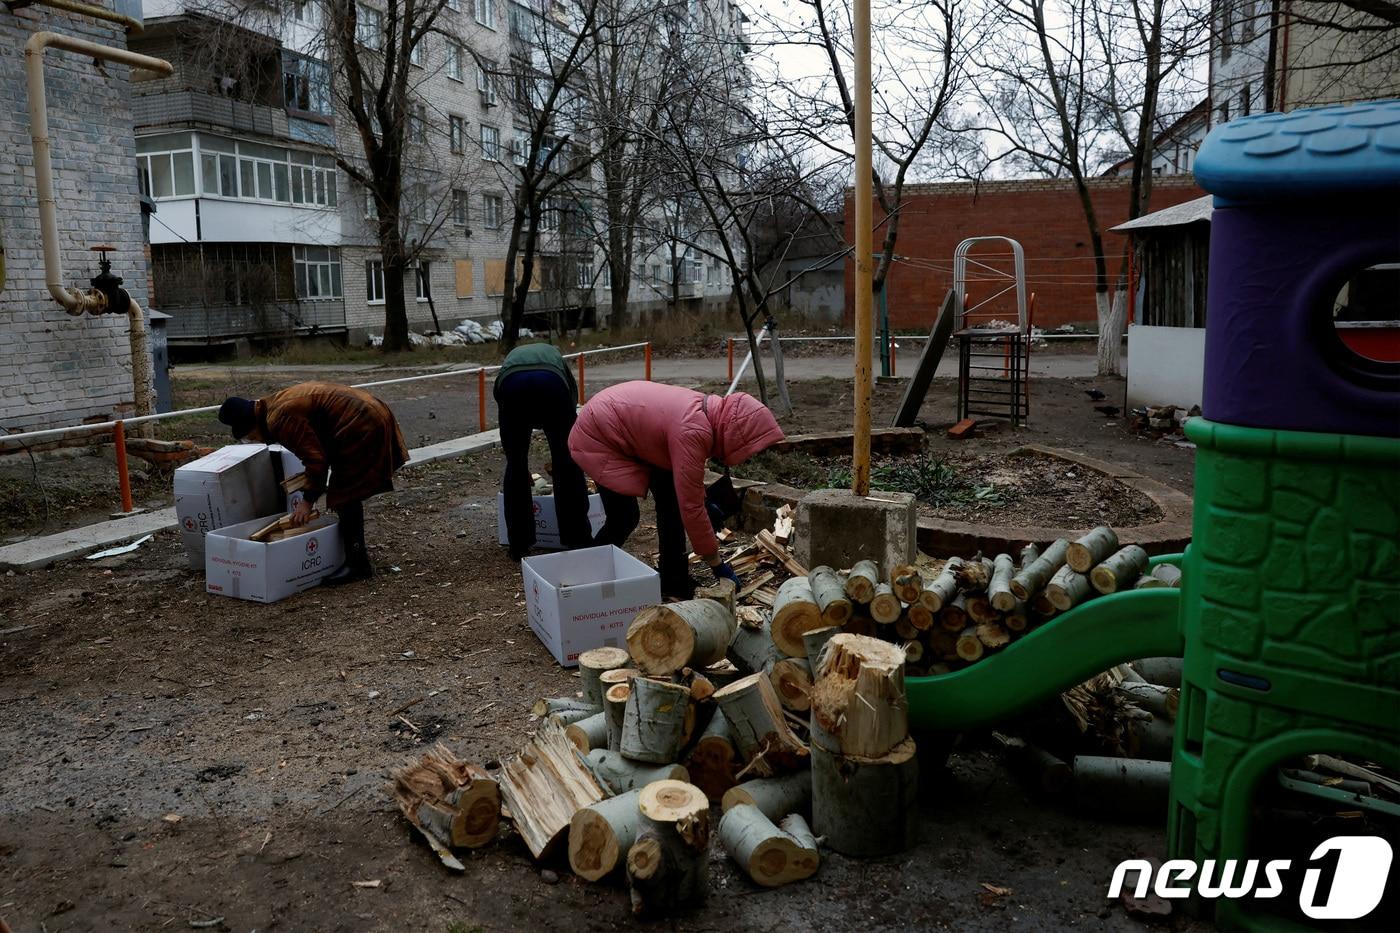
714, 562, 740, 586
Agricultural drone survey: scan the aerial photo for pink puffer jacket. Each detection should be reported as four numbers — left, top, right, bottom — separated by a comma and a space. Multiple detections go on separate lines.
569, 381, 784, 557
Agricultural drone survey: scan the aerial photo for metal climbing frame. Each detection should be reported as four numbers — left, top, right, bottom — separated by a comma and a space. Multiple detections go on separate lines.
952, 237, 1032, 426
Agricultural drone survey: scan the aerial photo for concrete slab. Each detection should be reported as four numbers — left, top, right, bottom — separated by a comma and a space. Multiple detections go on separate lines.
794, 488, 917, 573
0, 430, 506, 571
0, 508, 179, 570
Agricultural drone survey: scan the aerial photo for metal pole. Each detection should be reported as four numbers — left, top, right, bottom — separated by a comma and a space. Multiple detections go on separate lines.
852, 0, 873, 496
113, 420, 134, 514
644, 342, 652, 381
577, 352, 586, 405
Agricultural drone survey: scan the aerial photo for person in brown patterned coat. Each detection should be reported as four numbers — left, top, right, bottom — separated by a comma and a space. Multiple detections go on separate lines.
218, 382, 409, 585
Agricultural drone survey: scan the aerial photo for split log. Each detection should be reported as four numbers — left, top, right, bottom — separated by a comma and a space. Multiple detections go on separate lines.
844, 560, 880, 604
992, 733, 1070, 797
902, 639, 925, 664
939, 595, 969, 632
695, 579, 736, 615
920, 558, 962, 613
620, 677, 692, 764
754, 529, 809, 577
770, 656, 813, 713
604, 683, 630, 752
1010, 538, 1070, 600
600, 667, 639, 690
721, 769, 812, 819
811, 737, 919, 857
578, 647, 631, 708
894, 615, 918, 640
703, 659, 742, 689
808, 565, 853, 626
810, 634, 907, 759
1067, 525, 1119, 573
923, 629, 958, 662
965, 594, 999, 625
989, 553, 1018, 611
719, 804, 820, 887
627, 781, 711, 917
1090, 545, 1150, 594
683, 669, 715, 702
713, 673, 809, 778
532, 697, 597, 719
684, 709, 739, 802
955, 626, 984, 662
569, 789, 643, 881
770, 577, 824, 657
801, 626, 839, 667
584, 749, 688, 794
906, 603, 935, 631
727, 620, 783, 677
890, 564, 923, 604
1004, 599, 1030, 632
498, 720, 607, 859
1115, 682, 1180, 720
1125, 658, 1181, 686
869, 584, 903, 624
627, 599, 735, 676
975, 622, 1010, 650
954, 557, 993, 592
391, 744, 501, 850
1045, 565, 1093, 612
565, 711, 609, 753
1019, 542, 1040, 568
1071, 756, 1171, 820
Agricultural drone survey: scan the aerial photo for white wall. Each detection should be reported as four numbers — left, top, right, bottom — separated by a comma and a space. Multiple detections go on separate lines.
1127, 324, 1206, 409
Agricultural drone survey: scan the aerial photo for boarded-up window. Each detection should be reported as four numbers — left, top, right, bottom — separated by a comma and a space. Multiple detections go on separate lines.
485, 257, 541, 296
455, 259, 474, 298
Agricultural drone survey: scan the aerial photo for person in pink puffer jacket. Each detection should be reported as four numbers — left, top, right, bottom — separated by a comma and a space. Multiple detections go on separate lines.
569, 381, 784, 598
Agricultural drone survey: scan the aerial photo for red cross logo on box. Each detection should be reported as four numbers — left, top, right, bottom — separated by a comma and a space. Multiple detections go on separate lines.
305, 537, 319, 555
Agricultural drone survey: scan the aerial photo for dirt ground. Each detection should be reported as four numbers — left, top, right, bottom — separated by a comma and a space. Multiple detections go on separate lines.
0, 367, 1203, 932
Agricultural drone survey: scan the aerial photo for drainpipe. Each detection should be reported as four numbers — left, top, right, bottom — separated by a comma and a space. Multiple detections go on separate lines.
25, 31, 171, 314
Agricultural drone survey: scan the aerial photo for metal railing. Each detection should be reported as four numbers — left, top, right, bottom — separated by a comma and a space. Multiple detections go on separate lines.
1, 341, 653, 519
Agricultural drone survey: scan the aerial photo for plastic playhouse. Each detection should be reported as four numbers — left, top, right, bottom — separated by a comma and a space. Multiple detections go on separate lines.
905, 98, 1400, 929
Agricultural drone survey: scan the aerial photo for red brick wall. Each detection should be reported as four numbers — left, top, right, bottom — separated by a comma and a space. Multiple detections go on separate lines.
843, 175, 1203, 330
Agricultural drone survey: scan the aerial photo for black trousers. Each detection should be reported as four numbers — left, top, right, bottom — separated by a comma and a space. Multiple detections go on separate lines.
594, 469, 692, 594
497, 370, 592, 554
335, 498, 369, 567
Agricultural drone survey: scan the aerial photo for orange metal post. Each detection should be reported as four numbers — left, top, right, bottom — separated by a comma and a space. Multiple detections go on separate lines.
577, 353, 586, 405
726, 338, 734, 382
478, 368, 487, 432
114, 420, 133, 514
644, 342, 652, 381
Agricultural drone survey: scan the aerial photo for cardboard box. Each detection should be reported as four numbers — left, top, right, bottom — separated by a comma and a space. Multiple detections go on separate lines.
174, 445, 282, 570
205, 513, 345, 603
522, 546, 661, 666
268, 444, 307, 509
496, 492, 606, 549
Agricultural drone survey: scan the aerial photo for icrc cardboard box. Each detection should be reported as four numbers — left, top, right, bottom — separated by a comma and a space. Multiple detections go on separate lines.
204, 513, 345, 603
495, 492, 606, 549
174, 444, 282, 569
521, 545, 660, 666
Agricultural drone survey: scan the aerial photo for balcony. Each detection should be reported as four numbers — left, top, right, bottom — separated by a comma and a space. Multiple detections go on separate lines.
163, 300, 347, 345
133, 90, 291, 139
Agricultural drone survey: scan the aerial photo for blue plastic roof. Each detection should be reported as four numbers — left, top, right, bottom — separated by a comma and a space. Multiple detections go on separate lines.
1193, 98, 1400, 201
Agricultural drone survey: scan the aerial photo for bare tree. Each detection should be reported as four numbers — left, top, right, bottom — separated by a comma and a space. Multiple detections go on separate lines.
971, 0, 1207, 375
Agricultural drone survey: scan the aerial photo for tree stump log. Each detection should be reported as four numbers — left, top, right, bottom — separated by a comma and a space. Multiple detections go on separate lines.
695, 578, 736, 615
620, 677, 692, 763
1019, 542, 1039, 568
810, 633, 908, 759
844, 560, 880, 604
770, 656, 813, 713
919, 557, 961, 613
584, 748, 688, 794
771, 577, 824, 656
720, 769, 812, 819
713, 673, 808, 778
869, 583, 903, 624
391, 744, 500, 851
1067, 525, 1119, 573
1115, 682, 1179, 720
569, 789, 642, 882
1010, 538, 1069, 600
890, 564, 923, 604
627, 599, 735, 676
719, 804, 820, 887
1004, 599, 1030, 632
809, 565, 853, 626
1046, 565, 1093, 612
955, 626, 984, 662
565, 711, 609, 753
627, 781, 710, 917
955, 557, 993, 592
801, 625, 840, 668
811, 737, 918, 857
939, 594, 969, 632
533, 697, 597, 719
604, 682, 631, 752
578, 647, 631, 708
989, 553, 1018, 611
1071, 756, 1170, 819
923, 628, 958, 662
907, 603, 935, 631
727, 620, 784, 677
1090, 545, 1150, 594
684, 708, 739, 802
975, 622, 1010, 650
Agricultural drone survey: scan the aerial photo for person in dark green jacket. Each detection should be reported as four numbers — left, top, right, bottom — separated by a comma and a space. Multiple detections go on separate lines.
495, 343, 592, 560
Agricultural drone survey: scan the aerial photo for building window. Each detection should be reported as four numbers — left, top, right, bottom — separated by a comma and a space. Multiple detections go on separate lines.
449, 115, 465, 154
136, 133, 196, 199
511, 132, 528, 166
1218, 100, 1230, 125
410, 38, 426, 67
475, 0, 495, 29
366, 259, 385, 303
509, 2, 529, 38
445, 0, 458, 10
293, 1, 321, 25
541, 195, 561, 231
483, 193, 502, 228
357, 4, 383, 50
287, 149, 337, 206
282, 53, 331, 116
481, 125, 501, 161
409, 103, 427, 143
1219, 2, 1233, 58
477, 62, 497, 105
364, 187, 378, 219
575, 259, 593, 288
1240, 83, 1251, 117
447, 41, 463, 81
452, 189, 468, 226
1241, 0, 1257, 41
293, 245, 342, 300
416, 262, 432, 301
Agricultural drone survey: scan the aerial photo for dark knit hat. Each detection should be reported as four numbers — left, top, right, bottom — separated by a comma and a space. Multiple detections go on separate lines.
218, 397, 257, 439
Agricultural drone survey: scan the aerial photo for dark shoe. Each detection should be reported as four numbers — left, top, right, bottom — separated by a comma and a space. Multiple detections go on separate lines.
325, 545, 373, 586
660, 577, 698, 601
